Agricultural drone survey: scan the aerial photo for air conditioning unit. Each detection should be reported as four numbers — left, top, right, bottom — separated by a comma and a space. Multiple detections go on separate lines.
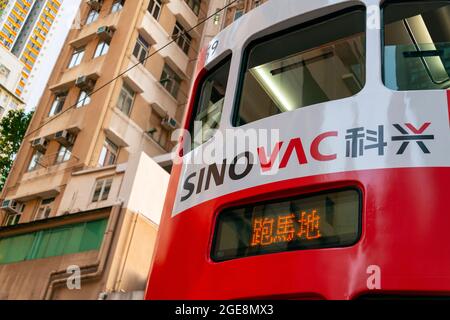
54, 130, 76, 147
97, 26, 114, 41
31, 137, 48, 153
87, 0, 103, 11
161, 117, 179, 130
1, 199, 18, 213
75, 76, 95, 91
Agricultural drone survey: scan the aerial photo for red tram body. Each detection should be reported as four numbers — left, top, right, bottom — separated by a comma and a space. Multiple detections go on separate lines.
146, 0, 450, 299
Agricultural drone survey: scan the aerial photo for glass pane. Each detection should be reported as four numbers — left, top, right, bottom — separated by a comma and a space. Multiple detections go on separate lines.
213, 189, 360, 262
383, 1, 450, 90
101, 179, 113, 201
0, 234, 34, 264
34, 231, 51, 259
42, 228, 71, 258
0, 219, 108, 264
64, 224, 85, 254
80, 219, 108, 251
235, 8, 366, 126
190, 58, 231, 149
92, 181, 103, 202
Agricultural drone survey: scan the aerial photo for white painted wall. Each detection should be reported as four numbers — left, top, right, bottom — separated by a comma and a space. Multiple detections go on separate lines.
121, 152, 170, 225
58, 152, 169, 225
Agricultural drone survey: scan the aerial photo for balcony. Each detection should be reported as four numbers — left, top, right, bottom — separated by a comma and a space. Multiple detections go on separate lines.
122, 60, 179, 117
108, 108, 171, 157
139, 11, 190, 74
167, 0, 200, 31
69, 11, 121, 48
8, 165, 64, 203
50, 56, 104, 92
28, 121, 82, 149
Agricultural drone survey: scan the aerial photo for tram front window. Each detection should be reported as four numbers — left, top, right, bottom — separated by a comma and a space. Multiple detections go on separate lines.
190, 58, 231, 149
383, 1, 450, 91
235, 8, 366, 126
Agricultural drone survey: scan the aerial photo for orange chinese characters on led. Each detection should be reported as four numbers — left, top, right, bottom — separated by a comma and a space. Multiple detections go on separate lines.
250, 217, 275, 247
298, 210, 322, 240
275, 213, 296, 242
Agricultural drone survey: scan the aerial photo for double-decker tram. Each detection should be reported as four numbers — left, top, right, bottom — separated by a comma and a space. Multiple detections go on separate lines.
146, 0, 450, 299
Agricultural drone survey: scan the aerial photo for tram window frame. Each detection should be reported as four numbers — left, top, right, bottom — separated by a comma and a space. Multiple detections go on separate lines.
232, 6, 367, 127
210, 187, 363, 263
381, 0, 450, 91
187, 55, 232, 151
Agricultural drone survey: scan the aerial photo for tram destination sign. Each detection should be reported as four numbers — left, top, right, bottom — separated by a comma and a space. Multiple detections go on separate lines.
212, 189, 360, 261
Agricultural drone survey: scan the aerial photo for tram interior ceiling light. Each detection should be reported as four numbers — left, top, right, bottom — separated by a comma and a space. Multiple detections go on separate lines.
384, 2, 450, 90
250, 50, 336, 113
403, 15, 449, 84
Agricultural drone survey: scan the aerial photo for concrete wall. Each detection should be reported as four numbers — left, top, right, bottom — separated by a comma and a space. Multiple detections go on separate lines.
0, 250, 99, 300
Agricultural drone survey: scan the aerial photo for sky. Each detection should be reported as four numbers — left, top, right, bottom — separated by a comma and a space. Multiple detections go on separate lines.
22, 0, 82, 112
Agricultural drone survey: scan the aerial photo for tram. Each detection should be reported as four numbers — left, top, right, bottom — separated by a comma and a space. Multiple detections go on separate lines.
145, 0, 450, 299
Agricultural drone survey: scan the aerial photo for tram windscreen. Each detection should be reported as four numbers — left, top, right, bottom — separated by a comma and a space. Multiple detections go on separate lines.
383, 1, 450, 90
212, 189, 360, 262
234, 8, 366, 126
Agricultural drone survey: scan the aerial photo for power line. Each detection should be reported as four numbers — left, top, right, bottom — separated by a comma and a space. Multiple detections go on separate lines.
24, 0, 240, 140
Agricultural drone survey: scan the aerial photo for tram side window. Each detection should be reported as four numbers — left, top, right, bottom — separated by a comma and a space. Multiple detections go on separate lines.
234, 8, 366, 126
383, 1, 450, 91
189, 58, 231, 149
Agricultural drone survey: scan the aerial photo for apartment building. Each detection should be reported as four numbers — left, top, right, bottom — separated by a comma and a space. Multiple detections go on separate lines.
0, 0, 209, 299
0, 0, 63, 97
0, 44, 24, 118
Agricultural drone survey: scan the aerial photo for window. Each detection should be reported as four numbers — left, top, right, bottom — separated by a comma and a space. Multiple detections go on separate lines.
148, 112, 173, 151
111, 0, 125, 13
148, 0, 162, 20
86, 9, 99, 24
98, 139, 119, 167
94, 40, 110, 58
189, 57, 231, 149
184, 0, 201, 16
28, 150, 44, 171
49, 92, 67, 116
76, 90, 91, 108
55, 144, 72, 164
0, 219, 108, 264
383, 1, 450, 91
68, 47, 85, 68
133, 35, 149, 63
116, 83, 135, 115
234, 8, 366, 126
160, 64, 181, 99
4, 203, 25, 227
4, 212, 21, 227
35, 198, 55, 221
234, 9, 244, 21
253, 0, 262, 8
92, 178, 113, 203
172, 22, 192, 54
0, 64, 10, 83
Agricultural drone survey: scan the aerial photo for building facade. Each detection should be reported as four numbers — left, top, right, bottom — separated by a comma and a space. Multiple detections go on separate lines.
0, 44, 24, 118
0, 0, 210, 299
0, 0, 62, 97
